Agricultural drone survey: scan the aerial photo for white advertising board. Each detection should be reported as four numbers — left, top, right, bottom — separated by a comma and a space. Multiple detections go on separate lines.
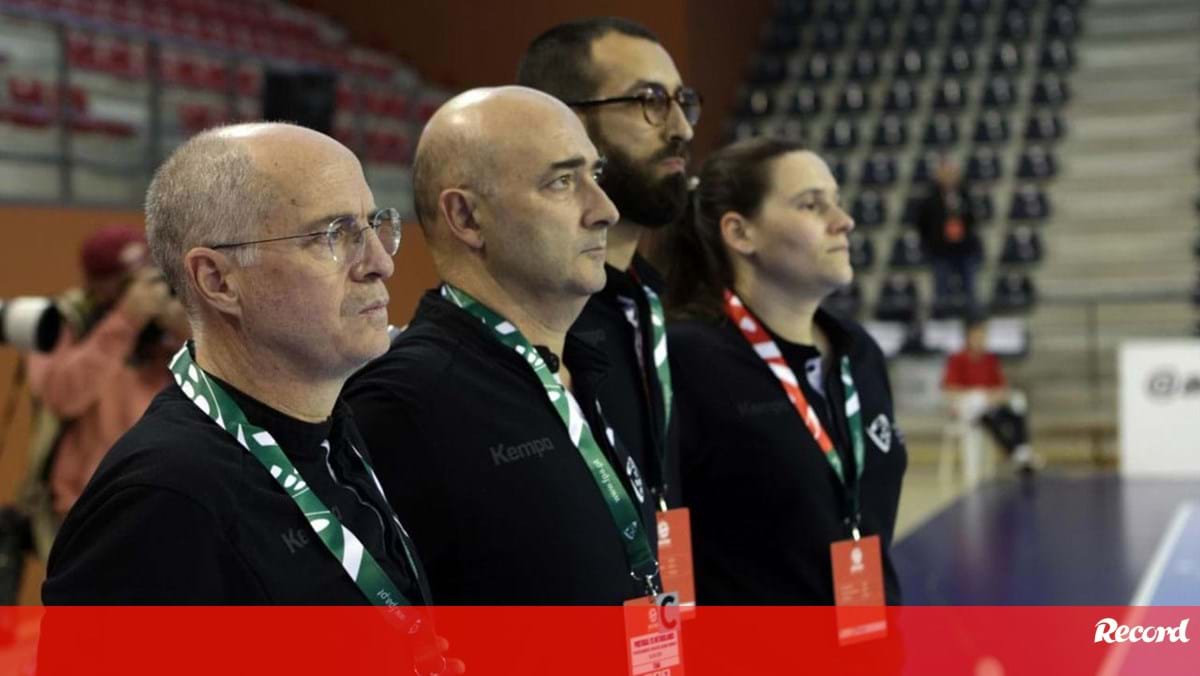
1118, 340, 1200, 477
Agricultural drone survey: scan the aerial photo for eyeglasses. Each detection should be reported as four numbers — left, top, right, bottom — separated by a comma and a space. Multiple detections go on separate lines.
566, 85, 703, 127
210, 208, 402, 266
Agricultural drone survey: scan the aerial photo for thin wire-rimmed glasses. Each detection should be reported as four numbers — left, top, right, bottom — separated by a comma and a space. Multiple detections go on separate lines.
210, 208, 402, 266
565, 85, 703, 127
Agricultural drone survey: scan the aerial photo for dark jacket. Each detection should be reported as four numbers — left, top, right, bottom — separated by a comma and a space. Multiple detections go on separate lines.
344, 290, 658, 604
916, 186, 982, 259
570, 260, 680, 508
43, 377, 430, 605
669, 307, 907, 604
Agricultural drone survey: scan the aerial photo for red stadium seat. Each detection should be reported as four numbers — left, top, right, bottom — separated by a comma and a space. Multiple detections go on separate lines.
178, 103, 216, 135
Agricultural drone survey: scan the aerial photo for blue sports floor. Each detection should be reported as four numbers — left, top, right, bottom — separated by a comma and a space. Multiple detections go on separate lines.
894, 474, 1200, 605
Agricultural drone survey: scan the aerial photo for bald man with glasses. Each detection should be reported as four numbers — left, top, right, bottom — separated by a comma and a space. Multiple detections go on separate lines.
42, 123, 429, 608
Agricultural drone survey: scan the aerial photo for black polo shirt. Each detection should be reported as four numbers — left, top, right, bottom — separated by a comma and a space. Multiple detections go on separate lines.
42, 376, 430, 606
344, 290, 658, 604
570, 258, 680, 508
669, 307, 907, 605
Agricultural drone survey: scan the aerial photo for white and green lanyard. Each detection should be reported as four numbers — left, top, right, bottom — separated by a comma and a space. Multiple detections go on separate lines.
441, 284, 660, 594
169, 343, 422, 606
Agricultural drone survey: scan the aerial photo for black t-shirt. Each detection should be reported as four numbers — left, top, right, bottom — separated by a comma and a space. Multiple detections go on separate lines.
42, 374, 430, 605
570, 260, 681, 508
344, 290, 658, 604
669, 308, 907, 605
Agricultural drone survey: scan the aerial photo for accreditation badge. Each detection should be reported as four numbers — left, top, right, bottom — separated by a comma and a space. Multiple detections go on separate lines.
624, 593, 684, 676
656, 508, 696, 619
830, 535, 888, 646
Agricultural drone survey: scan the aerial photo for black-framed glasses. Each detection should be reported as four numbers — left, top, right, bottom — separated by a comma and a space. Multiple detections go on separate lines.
566, 85, 703, 127
210, 208, 402, 266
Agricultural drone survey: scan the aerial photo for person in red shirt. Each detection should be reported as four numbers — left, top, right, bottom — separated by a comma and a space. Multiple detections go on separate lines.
21, 225, 189, 558
942, 316, 1038, 473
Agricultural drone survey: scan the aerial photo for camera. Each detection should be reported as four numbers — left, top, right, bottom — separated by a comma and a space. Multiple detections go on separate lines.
0, 297, 62, 353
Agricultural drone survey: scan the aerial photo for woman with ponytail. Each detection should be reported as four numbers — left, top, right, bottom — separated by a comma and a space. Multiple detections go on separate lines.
664, 137, 907, 604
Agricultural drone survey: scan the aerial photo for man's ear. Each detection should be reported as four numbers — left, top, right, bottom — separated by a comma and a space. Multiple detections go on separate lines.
439, 188, 486, 251
720, 211, 757, 257
183, 248, 243, 317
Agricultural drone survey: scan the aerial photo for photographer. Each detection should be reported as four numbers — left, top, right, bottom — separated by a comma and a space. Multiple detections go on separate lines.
20, 224, 188, 558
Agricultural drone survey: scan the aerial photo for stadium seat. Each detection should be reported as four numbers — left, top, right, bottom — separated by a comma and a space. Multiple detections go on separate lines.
852, 190, 888, 229
762, 24, 801, 53
823, 280, 863, 318
748, 55, 786, 85
800, 52, 835, 82
859, 18, 892, 50
1008, 184, 1051, 221
1001, 226, 1044, 264
933, 79, 968, 112
942, 45, 975, 77
1022, 109, 1070, 141
765, 118, 808, 142
1040, 40, 1075, 71
982, 75, 1017, 110
873, 115, 908, 149
869, 0, 902, 19
960, 0, 992, 13
1032, 73, 1071, 106
837, 83, 871, 115
884, 79, 919, 113
922, 114, 960, 147
829, 157, 851, 185
774, 0, 816, 22
848, 50, 881, 81
912, 0, 946, 17
991, 272, 1036, 313
875, 274, 921, 322
967, 148, 1004, 183
1017, 146, 1058, 180
860, 153, 899, 188
911, 151, 943, 184
931, 280, 973, 319
1045, 6, 1080, 41
973, 110, 1011, 144
950, 13, 983, 46
823, 119, 859, 151
894, 47, 927, 79
904, 14, 937, 48
990, 41, 1023, 74
998, 10, 1031, 42
888, 229, 927, 268
178, 103, 218, 135
969, 189, 996, 224
739, 88, 774, 117
824, 0, 857, 22
849, 232, 876, 270
813, 20, 846, 52
789, 87, 823, 116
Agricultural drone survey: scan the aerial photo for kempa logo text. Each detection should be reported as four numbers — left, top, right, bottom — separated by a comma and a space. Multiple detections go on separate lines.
490, 437, 555, 466
1093, 618, 1190, 644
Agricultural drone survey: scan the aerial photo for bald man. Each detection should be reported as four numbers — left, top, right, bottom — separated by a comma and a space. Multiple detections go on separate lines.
345, 87, 663, 604
42, 123, 431, 607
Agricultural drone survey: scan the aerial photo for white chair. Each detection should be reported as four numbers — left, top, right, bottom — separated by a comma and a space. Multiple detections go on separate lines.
938, 390, 996, 487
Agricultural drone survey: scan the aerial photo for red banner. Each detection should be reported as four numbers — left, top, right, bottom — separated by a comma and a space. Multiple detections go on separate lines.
1, 606, 1195, 675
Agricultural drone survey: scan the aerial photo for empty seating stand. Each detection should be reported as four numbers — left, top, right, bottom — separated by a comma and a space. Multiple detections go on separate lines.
732, 0, 1082, 322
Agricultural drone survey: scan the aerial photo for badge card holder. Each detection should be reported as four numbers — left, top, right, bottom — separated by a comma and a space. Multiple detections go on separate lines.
624, 593, 684, 676
830, 533, 888, 646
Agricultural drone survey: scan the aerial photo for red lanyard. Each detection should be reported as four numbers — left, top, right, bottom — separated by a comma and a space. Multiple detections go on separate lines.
723, 290, 836, 454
